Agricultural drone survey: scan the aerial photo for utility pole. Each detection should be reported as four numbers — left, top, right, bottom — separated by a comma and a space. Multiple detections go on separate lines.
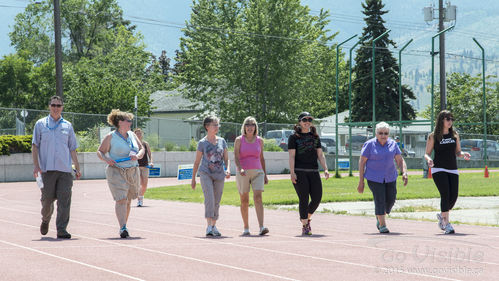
424, 1, 456, 111
438, 0, 446, 110
53, 0, 63, 99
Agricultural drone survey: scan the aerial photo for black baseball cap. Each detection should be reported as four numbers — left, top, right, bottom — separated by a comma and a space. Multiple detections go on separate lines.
298, 112, 314, 121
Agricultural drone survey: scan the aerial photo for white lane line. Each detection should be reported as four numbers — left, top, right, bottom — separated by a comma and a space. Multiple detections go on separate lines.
67, 207, 499, 266
0, 219, 300, 281
54, 219, 466, 281
8, 213, 463, 281
1, 203, 498, 269
0, 239, 144, 281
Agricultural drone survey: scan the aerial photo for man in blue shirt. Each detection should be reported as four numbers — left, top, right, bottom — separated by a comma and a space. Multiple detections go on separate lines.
32, 96, 81, 239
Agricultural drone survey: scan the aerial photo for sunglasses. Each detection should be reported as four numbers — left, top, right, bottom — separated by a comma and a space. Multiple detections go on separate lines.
122, 119, 133, 123
377, 132, 389, 136
50, 104, 63, 108
244, 123, 256, 127
300, 118, 313, 123
445, 117, 454, 121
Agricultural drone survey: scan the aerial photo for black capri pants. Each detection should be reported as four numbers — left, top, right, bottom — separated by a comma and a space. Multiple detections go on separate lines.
293, 171, 322, 220
367, 180, 397, 216
432, 172, 459, 212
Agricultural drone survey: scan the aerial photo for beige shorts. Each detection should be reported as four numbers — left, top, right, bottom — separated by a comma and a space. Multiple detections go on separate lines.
139, 167, 149, 178
236, 169, 265, 194
106, 165, 140, 201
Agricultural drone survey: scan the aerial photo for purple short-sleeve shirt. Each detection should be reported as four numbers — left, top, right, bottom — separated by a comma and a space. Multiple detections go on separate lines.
361, 138, 401, 183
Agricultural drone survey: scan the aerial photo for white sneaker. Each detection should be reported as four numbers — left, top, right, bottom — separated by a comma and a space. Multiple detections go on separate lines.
206, 225, 213, 236
444, 223, 455, 234
242, 228, 250, 236
212, 226, 221, 236
137, 199, 143, 207
436, 213, 445, 230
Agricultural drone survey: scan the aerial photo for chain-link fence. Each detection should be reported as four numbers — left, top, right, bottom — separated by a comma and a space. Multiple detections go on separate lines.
1, 107, 498, 159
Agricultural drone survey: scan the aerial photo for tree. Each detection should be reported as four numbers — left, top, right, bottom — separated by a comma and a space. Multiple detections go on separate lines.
350, 0, 416, 123
10, 0, 135, 64
0, 53, 55, 110
178, 0, 341, 123
7, 0, 168, 128
422, 73, 499, 136
63, 26, 160, 118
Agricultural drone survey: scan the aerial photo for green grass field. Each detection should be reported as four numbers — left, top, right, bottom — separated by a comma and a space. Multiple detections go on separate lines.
146, 172, 498, 206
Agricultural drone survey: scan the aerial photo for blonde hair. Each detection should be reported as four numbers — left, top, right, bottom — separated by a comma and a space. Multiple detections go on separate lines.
107, 109, 134, 128
240, 116, 258, 136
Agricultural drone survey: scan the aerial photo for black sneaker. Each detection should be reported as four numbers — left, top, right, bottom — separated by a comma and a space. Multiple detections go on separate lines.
40, 221, 49, 235
57, 231, 71, 239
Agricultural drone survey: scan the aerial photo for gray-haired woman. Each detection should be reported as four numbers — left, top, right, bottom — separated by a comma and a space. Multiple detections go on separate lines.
357, 122, 408, 233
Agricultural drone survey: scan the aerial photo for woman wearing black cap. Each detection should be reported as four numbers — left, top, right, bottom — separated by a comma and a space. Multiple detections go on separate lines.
288, 112, 329, 235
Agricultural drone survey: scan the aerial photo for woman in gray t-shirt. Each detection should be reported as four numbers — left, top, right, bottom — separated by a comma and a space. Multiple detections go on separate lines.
191, 116, 231, 237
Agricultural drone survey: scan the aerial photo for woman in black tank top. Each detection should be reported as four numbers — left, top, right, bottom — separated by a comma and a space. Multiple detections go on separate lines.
134, 128, 154, 207
424, 110, 470, 234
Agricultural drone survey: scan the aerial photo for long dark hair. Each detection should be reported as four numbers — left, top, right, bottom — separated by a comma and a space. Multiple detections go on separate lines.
293, 123, 319, 138
432, 110, 457, 142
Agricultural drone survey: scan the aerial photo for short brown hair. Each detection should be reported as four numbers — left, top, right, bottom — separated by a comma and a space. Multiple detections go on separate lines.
203, 115, 219, 131
107, 109, 134, 128
48, 95, 63, 105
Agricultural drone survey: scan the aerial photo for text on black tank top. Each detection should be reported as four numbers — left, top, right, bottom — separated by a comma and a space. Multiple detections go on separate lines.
433, 133, 457, 170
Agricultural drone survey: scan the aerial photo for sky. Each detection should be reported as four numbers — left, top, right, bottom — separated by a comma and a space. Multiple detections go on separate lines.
1, 0, 498, 72
0, 0, 440, 60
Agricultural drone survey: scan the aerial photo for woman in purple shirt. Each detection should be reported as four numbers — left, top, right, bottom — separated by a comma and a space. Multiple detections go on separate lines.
357, 122, 408, 233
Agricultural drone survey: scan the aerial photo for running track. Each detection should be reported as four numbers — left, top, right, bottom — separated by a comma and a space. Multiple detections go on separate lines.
0, 177, 497, 281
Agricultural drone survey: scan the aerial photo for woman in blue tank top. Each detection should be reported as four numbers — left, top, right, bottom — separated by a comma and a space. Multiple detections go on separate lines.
97, 109, 145, 238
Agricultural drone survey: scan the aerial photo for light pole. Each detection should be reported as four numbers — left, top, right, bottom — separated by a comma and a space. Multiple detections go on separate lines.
134, 95, 138, 129
398, 39, 413, 146
335, 34, 357, 177
348, 35, 369, 176
430, 25, 454, 130
372, 30, 390, 130
472, 38, 487, 167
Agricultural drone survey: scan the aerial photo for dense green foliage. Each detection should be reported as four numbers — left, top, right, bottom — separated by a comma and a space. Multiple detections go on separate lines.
178, 0, 345, 123
0, 135, 32, 155
1, 0, 168, 121
422, 73, 499, 135
350, 0, 416, 123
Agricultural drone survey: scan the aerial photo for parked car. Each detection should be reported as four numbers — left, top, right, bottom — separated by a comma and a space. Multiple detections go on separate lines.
401, 147, 416, 158
345, 135, 369, 151
265, 130, 294, 151
460, 139, 499, 160
320, 135, 336, 154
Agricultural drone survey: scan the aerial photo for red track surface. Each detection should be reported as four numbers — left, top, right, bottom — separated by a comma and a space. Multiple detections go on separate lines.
0, 178, 497, 281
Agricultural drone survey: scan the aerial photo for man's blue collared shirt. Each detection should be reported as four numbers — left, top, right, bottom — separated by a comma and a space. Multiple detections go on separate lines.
32, 115, 78, 173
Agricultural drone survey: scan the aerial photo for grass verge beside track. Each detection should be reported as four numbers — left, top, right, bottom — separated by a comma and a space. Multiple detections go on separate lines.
147, 172, 498, 206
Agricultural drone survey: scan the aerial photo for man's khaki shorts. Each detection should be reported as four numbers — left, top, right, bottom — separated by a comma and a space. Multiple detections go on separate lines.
236, 169, 265, 194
